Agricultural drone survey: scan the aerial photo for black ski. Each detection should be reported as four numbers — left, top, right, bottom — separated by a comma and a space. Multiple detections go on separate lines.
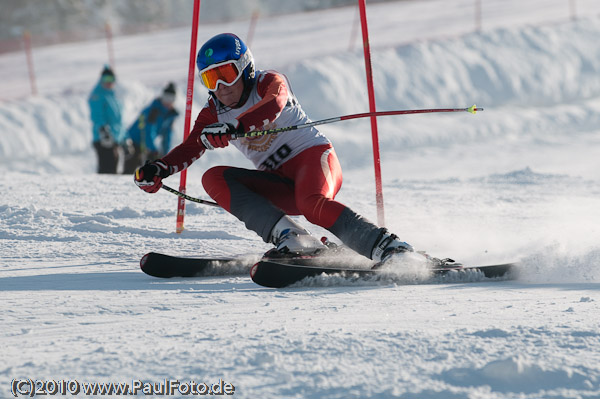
139, 245, 356, 279
140, 252, 257, 278
140, 251, 517, 287
250, 259, 517, 288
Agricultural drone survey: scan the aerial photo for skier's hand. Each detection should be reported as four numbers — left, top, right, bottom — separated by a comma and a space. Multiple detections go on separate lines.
122, 138, 135, 160
134, 160, 170, 193
199, 121, 242, 150
99, 125, 115, 148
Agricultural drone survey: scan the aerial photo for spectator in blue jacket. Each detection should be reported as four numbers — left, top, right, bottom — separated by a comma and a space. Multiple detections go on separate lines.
88, 65, 123, 174
123, 82, 179, 174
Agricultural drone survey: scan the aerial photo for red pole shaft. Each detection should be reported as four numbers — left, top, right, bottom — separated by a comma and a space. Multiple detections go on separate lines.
246, 10, 259, 48
105, 22, 115, 68
339, 107, 481, 121
358, 0, 385, 227
176, 0, 201, 234
23, 31, 37, 96
348, 5, 360, 51
475, 0, 482, 32
231, 106, 482, 140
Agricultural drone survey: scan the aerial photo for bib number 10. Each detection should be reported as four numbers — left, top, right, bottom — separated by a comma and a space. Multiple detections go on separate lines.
261, 144, 291, 170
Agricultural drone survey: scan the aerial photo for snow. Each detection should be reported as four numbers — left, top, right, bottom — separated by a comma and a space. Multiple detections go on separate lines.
2, 1, 600, 398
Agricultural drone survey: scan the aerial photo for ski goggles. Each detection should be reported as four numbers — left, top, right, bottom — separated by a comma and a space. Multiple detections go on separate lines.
199, 50, 252, 91
101, 75, 115, 84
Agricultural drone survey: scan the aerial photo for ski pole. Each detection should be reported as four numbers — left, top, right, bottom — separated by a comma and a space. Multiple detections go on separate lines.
163, 105, 482, 206
231, 104, 482, 140
162, 184, 220, 207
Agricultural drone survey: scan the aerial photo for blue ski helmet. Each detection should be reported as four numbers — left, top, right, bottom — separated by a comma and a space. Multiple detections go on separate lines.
196, 33, 255, 91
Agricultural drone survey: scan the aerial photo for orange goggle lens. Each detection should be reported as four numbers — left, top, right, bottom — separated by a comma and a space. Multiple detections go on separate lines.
200, 63, 240, 91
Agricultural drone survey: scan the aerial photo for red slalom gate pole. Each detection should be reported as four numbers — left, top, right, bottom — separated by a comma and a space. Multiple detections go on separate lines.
357, 0, 385, 227
23, 31, 37, 96
246, 10, 260, 48
176, 0, 201, 234
348, 6, 360, 51
569, 0, 577, 21
475, 0, 482, 32
105, 22, 116, 69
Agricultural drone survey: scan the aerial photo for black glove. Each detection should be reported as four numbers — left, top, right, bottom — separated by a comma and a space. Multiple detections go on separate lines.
199, 121, 243, 150
134, 160, 170, 193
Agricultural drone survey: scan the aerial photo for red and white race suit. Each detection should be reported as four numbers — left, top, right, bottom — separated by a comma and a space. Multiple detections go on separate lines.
161, 70, 385, 257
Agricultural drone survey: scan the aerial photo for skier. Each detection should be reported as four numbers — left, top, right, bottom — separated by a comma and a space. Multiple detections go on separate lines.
123, 82, 180, 174
134, 33, 414, 265
88, 65, 124, 174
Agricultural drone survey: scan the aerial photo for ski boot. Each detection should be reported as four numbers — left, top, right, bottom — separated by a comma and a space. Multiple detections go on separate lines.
370, 230, 413, 268
263, 216, 327, 259
370, 231, 459, 270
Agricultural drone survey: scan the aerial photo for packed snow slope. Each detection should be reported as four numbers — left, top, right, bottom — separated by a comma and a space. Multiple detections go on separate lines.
1, 1, 600, 398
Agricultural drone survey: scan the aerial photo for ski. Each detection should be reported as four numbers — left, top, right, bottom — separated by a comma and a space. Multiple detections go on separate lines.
140, 251, 517, 288
139, 245, 356, 279
250, 259, 517, 288
140, 252, 257, 278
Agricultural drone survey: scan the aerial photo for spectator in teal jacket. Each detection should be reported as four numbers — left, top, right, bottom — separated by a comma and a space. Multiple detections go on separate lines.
88, 65, 123, 174
123, 82, 179, 174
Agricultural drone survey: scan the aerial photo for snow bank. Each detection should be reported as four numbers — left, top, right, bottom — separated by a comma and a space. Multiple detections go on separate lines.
289, 20, 600, 118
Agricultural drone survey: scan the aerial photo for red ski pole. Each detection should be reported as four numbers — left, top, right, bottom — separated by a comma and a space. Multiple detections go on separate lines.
165, 106, 482, 208
230, 105, 483, 140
